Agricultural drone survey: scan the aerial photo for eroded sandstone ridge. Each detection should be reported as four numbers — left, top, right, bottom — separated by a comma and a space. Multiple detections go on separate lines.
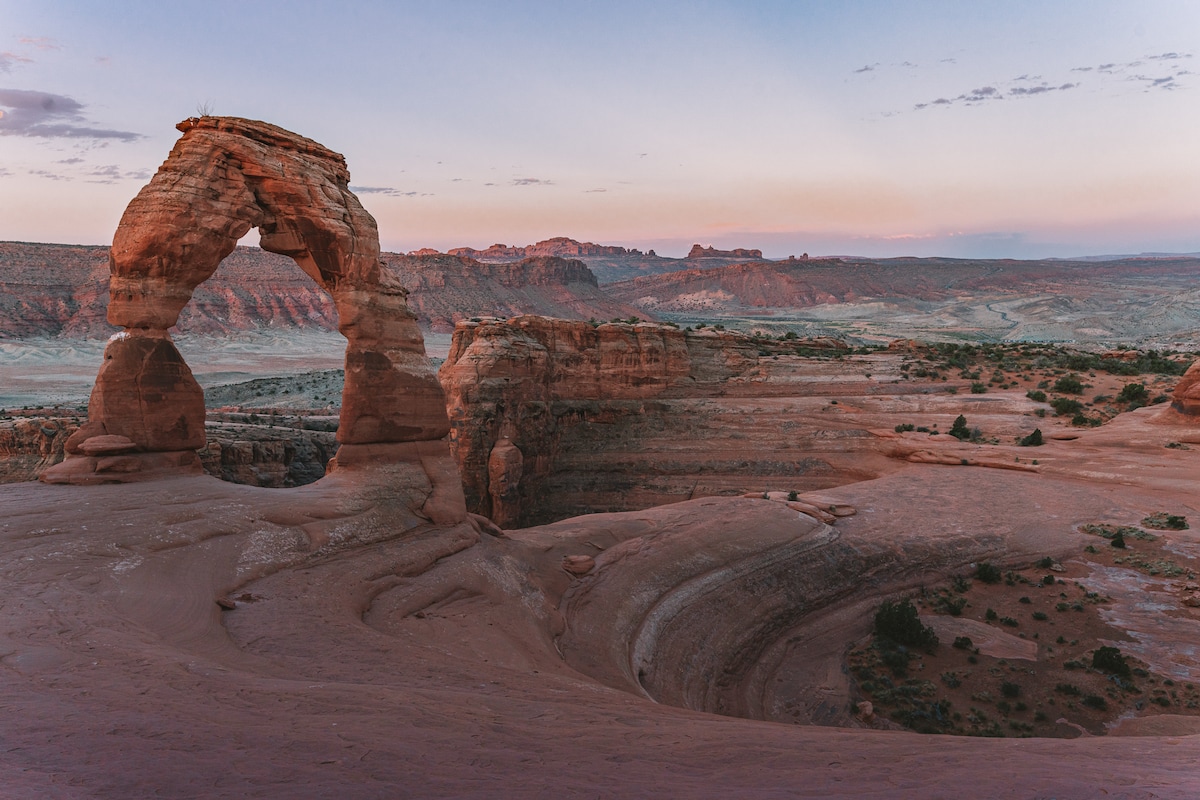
1173, 359, 1200, 416
41, 117, 451, 488
439, 315, 763, 526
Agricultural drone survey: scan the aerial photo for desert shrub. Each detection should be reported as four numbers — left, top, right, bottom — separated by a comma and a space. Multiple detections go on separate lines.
970, 382, 987, 394
1001, 681, 1020, 698
952, 636, 974, 650
880, 648, 911, 677
1054, 374, 1084, 394
1036, 556, 1054, 568
1111, 532, 1126, 549
787, 490, 798, 501
1019, 596, 1032, 604
1082, 695, 1108, 710
976, 563, 1002, 584
1092, 646, 1132, 678
941, 596, 967, 616
949, 414, 971, 441
941, 671, 962, 688
1018, 428, 1044, 446
1143, 512, 1189, 530
1025, 389, 1047, 402
985, 608, 998, 621
895, 423, 915, 432
1118, 383, 1149, 404
874, 599, 939, 652
1050, 397, 1083, 416
1000, 616, 1019, 627
1032, 611, 1048, 621
1056, 683, 1082, 696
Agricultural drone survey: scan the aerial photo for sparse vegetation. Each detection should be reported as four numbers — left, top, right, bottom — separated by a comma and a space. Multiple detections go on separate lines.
1143, 512, 1189, 531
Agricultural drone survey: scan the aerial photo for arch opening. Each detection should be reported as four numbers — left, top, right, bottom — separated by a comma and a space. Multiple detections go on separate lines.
43, 116, 451, 485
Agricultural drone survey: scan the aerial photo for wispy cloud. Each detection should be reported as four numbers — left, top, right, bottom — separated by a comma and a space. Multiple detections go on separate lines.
0, 51, 33, 72
1070, 53, 1192, 91
18, 37, 59, 51
511, 177, 553, 186
83, 164, 151, 184
0, 166, 11, 177
348, 184, 429, 197
0, 88, 142, 140
854, 63, 878, 74
584, 188, 607, 193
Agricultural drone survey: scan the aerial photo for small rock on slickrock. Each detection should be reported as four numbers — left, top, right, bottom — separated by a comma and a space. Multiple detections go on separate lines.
562, 555, 596, 576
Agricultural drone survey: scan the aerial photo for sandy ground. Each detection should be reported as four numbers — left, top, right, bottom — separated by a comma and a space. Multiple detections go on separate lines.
1, 408, 1199, 797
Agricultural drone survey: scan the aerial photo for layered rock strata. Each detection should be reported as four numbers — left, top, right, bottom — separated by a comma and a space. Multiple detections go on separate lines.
439, 315, 767, 526
42, 117, 452, 490
1172, 359, 1200, 417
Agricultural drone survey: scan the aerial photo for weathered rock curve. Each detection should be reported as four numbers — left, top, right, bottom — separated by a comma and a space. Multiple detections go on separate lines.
42, 116, 452, 486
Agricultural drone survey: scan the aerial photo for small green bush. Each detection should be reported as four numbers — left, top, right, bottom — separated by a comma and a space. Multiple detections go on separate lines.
1092, 646, 1132, 678
976, 563, 1002, 584
1143, 512, 1189, 531
1026, 389, 1047, 403
1018, 428, 1044, 447
874, 599, 939, 652
1001, 681, 1020, 698
1050, 397, 1084, 416
1117, 383, 1149, 404
1054, 374, 1084, 394
952, 636, 974, 650
949, 414, 971, 441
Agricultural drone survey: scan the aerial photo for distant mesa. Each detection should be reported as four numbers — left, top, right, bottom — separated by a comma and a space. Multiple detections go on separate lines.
448, 237, 645, 261
687, 244, 765, 259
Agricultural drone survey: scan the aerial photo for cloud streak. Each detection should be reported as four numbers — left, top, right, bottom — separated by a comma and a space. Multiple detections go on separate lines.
914, 82, 1078, 110
510, 177, 553, 186
0, 52, 33, 73
348, 184, 429, 197
0, 89, 142, 140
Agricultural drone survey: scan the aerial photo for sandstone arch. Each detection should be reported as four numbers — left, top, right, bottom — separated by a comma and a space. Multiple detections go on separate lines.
44, 117, 450, 483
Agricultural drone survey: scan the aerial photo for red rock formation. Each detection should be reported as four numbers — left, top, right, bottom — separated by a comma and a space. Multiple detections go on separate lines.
448, 237, 641, 261
42, 116, 451, 485
439, 316, 760, 524
0, 417, 77, 482
1172, 359, 1200, 417
383, 253, 648, 332
687, 244, 765, 259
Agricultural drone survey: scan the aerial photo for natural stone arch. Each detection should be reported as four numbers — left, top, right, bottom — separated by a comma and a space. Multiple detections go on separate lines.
44, 116, 450, 483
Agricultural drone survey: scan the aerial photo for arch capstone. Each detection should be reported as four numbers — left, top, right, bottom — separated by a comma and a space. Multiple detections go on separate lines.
43, 116, 453, 486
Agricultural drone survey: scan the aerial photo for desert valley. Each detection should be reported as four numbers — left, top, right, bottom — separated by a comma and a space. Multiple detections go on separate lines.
0, 112, 1198, 799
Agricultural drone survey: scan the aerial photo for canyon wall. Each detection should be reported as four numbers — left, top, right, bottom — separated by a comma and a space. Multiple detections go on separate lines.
1, 414, 335, 488
439, 316, 882, 527
0, 243, 647, 337
382, 253, 648, 332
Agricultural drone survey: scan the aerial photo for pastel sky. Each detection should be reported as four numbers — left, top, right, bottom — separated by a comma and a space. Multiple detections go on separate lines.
1, 0, 1197, 258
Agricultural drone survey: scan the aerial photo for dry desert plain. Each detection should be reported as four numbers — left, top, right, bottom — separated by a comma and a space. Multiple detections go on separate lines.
2, 327, 1200, 798
2, 114, 1200, 797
